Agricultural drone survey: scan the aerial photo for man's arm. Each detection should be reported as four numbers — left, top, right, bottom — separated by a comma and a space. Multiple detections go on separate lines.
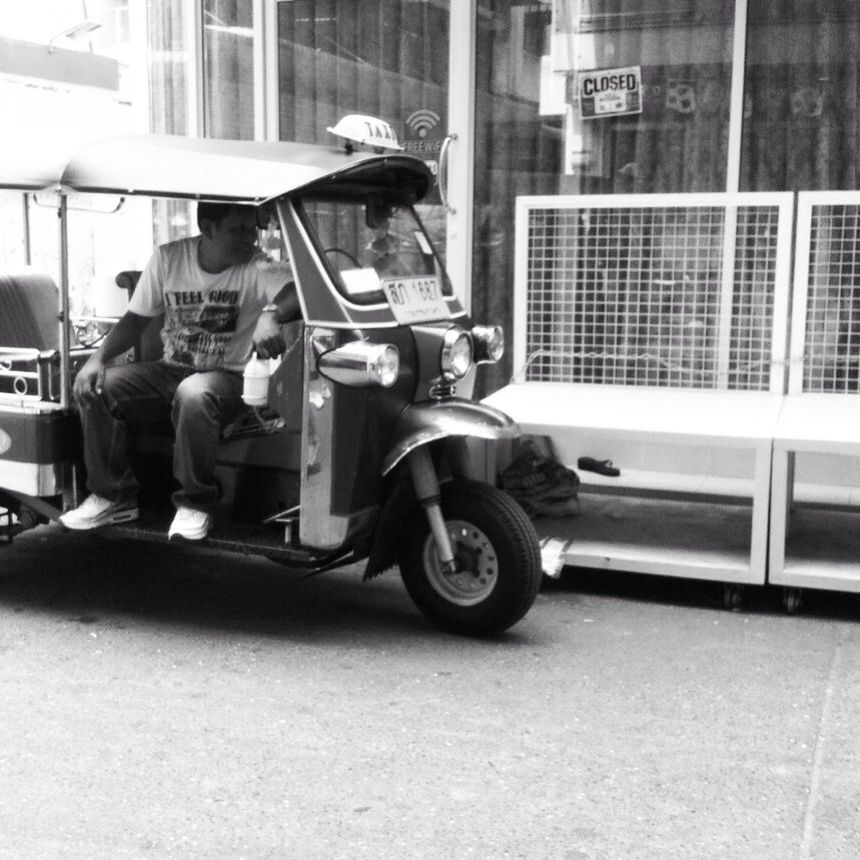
252, 282, 300, 359
73, 311, 153, 403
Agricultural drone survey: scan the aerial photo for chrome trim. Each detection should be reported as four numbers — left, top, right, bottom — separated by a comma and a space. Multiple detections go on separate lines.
0, 349, 59, 403
438, 133, 457, 214
0, 399, 67, 415
303, 304, 469, 330
381, 399, 519, 475
470, 324, 505, 364
299, 327, 351, 550
317, 341, 399, 388
428, 381, 456, 400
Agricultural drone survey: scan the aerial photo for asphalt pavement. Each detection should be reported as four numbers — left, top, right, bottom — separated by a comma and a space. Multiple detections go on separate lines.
0, 523, 858, 859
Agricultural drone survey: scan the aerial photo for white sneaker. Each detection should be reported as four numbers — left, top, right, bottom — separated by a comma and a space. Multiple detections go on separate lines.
59, 494, 139, 530
168, 506, 212, 540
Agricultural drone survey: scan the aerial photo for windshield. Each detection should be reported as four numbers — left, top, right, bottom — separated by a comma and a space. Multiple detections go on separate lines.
300, 196, 451, 306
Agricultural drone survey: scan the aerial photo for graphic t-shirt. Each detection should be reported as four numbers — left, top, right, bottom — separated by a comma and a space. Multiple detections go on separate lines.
129, 237, 291, 373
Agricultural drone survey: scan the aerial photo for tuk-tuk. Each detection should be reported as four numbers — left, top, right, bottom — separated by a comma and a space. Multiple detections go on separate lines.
0, 118, 542, 636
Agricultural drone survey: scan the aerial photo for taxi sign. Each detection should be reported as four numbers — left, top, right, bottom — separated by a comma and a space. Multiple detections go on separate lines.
382, 275, 449, 324
326, 114, 403, 151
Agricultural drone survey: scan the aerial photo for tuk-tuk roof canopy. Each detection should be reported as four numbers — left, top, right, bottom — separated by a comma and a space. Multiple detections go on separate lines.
0, 130, 432, 204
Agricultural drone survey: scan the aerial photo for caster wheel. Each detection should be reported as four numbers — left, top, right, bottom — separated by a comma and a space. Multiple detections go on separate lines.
783, 587, 803, 614
723, 584, 744, 610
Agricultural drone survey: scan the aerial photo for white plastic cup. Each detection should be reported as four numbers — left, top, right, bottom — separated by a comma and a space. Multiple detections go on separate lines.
242, 352, 270, 406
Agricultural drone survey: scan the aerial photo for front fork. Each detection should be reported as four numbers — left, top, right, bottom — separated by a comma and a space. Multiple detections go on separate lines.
407, 446, 457, 574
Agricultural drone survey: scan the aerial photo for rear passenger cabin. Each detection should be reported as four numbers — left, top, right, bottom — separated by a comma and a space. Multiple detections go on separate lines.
0, 266, 304, 533
0, 270, 85, 502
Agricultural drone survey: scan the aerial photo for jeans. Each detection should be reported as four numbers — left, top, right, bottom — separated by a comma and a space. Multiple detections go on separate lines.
80, 360, 244, 512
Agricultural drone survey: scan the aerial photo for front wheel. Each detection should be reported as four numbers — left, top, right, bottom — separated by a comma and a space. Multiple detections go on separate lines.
398, 479, 542, 636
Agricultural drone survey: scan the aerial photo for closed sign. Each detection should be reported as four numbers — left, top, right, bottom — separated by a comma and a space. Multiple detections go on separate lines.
577, 66, 642, 119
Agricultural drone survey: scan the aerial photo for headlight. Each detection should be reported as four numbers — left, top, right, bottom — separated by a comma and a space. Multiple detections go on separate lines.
318, 341, 400, 387
371, 345, 400, 387
440, 328, 473, 380
470, 325, 504, 363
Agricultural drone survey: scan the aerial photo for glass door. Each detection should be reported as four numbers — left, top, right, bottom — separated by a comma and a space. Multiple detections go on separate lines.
273, 0, 471, 303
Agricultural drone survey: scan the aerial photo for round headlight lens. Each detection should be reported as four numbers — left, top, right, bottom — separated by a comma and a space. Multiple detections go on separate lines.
440, 329, 473, 379
372, 344, 400, 387
471, 325, 505, 363
317, 341, 399, 387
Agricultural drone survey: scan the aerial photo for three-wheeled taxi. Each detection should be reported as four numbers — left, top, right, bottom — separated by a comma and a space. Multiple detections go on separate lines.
0, 118, 541, 636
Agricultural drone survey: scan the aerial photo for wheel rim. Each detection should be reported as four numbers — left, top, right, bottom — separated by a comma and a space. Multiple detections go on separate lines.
421, 518, 498, 606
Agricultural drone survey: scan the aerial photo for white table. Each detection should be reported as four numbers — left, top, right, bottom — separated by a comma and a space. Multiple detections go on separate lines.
484, 382, 785, 584
769, 394, 860, 592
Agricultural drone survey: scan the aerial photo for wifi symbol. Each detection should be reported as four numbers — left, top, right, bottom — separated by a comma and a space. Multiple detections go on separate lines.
406, 109, 441, 139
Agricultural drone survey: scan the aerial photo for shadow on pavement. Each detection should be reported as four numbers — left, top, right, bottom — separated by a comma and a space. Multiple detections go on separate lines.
0, 524, 544, 647
5, 523, 859, 647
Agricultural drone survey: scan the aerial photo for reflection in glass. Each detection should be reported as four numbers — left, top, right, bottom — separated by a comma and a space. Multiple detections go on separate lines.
744, 9, 860, 395
203, 0, 254, 140
276, 1, 450, 261
742, 3, 860, 191
473, 0, 735, 391
148, 0, 193, 245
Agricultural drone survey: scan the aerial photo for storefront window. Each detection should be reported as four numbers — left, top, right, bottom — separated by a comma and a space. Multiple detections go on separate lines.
203, 0, 255, 139
148, 1, 256, 246
277, 1, 448, 145
741, 2, 860, 191
556, 1, 734, 194
148, 1, 190, 138
473, 0, 736, 389
276, 0, 450, 255
1, 1, 147, 315
0, 194, 31, 271
744, 5, 860, 398
148, 0, 193, 245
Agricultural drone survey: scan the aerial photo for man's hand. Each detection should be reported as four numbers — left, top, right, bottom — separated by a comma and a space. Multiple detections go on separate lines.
70, 310, 151, 407
252, 311, 286, 359
73, 354, 108, 407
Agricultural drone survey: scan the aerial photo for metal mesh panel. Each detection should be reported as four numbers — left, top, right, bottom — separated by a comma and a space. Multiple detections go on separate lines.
803, 205, 860, 393
523, 203, 781, 391
729, 208, 779, 390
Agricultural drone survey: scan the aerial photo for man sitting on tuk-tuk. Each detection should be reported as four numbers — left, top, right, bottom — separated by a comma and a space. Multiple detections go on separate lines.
59, 202, 297, 540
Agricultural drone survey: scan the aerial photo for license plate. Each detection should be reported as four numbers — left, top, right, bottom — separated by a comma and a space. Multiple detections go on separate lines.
383, 276, 449, 324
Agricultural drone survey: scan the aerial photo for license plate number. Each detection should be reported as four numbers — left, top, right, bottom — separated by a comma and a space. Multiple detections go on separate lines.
383, 276, 449, 324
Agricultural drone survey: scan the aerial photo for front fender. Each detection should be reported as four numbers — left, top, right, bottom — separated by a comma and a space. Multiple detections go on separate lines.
381, 399, 520, 475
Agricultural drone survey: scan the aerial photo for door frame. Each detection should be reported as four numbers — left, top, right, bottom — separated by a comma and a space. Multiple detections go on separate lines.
445, 0, 476, 314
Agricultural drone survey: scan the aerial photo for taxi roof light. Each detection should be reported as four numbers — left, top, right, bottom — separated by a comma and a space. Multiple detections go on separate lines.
326, 114, 404, 153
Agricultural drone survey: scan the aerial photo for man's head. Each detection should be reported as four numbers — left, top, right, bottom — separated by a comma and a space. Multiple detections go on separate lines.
197, 203, 259, 269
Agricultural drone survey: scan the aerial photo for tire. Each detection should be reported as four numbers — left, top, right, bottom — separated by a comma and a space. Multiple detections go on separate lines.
398, 478, 542, 636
